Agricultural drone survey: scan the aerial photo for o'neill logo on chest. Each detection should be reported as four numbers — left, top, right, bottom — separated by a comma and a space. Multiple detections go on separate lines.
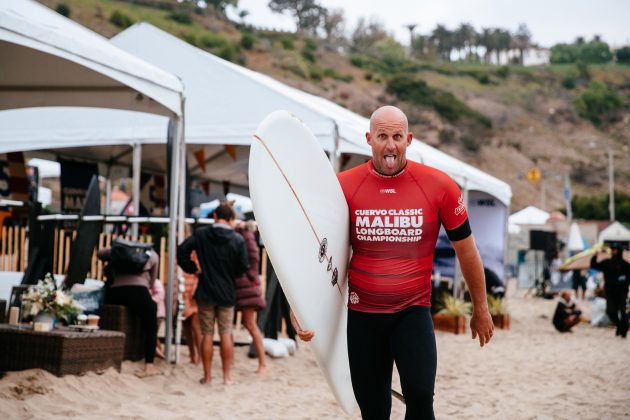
354, 208, 423, 243
455, 195, 466, 216
379, 188, 396, 194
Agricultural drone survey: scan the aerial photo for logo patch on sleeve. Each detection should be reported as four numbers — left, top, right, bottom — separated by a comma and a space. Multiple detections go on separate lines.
454, 195, 466, 216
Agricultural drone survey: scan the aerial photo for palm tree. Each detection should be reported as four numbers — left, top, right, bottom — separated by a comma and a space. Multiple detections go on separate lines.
512, 23, 532, 65
478, 27, 494, 64
431, 24, 454, 61
455, 23, 476, 61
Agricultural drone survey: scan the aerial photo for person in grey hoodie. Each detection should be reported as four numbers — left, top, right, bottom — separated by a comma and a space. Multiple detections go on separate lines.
177, 203, 249, 384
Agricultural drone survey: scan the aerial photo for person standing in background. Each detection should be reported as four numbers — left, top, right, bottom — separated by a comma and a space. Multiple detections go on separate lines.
177, 204, 249, 384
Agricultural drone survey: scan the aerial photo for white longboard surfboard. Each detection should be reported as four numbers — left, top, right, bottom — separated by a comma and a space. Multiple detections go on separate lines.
249, 110, 356, 415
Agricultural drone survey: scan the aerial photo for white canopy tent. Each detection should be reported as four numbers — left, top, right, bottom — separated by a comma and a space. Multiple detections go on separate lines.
509, 206, 550, 226
0, 0, 185, 360
598, 221, 630, 243
0, 22, 511, 203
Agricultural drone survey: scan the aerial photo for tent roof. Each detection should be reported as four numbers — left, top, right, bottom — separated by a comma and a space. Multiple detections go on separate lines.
599, 221, 630, 242
509, 206, 550, 225
116, 24, 511, 205
0, 0, 183, 116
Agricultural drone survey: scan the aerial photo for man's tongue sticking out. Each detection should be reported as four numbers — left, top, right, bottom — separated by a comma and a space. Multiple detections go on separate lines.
385, 155, 396, 170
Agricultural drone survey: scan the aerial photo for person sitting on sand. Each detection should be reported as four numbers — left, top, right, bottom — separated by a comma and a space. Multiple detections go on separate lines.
552, 290, 582, 333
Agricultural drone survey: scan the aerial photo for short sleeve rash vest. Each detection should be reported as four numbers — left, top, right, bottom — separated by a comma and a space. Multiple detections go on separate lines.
337, 160, 470, 313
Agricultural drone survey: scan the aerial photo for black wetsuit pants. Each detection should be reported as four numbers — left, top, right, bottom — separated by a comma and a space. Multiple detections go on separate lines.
347, 306, 437, 420
606, 289, 629, 338
105, 286, 158, 363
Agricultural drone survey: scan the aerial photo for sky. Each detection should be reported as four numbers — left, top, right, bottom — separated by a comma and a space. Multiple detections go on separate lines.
228, 0, 630, 48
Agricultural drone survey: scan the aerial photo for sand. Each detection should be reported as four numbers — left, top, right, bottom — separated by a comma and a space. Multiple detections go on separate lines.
1, 285, 629, 419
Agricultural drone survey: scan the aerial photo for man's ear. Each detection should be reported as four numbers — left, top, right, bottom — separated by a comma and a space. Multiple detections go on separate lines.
366, 132, 372, 145
406, 132, 413, 145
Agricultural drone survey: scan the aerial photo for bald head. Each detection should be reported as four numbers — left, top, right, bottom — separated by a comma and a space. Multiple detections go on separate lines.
369, 106, 409, 133
366, 105, 413, 176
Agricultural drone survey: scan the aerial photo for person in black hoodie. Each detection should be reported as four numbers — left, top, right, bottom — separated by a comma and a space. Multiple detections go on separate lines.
177, 203, 249, 384
590, 244, 630, 338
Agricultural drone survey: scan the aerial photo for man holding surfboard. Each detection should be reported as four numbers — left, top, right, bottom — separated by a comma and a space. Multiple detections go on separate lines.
292, 106, 494, 419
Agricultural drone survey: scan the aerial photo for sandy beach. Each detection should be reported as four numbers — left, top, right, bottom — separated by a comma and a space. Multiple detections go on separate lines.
1, 285, 629, 419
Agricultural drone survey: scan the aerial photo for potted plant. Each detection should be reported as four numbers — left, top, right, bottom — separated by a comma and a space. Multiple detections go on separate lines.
488, 295, 510, 329
21, 274, 85, 328
432, 294, 471, 334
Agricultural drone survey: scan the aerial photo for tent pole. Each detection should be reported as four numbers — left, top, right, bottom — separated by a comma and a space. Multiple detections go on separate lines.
175, 102, 187, 364
329, 121, 340, 173
165, 109, 183, 363
131, 142, 141, 239
105, 178, 112, 216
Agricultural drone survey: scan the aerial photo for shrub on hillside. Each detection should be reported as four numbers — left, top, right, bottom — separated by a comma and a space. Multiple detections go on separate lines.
240, 33, 255, 50
202, 33, 229, 49
110, 10, 134, 29
573, 81, 623, 126
438, 129, 456, 145
308, 64, 323, 81
386, 75, 491, 128
183, 33, 199, 47
562, 76, 576, 89
55, 3, 70, 17
616, 47, 630, 64
169, 11, 193, 25
280, 37, 295, 50
301, 38, 318, 63
496, 66, 510, 79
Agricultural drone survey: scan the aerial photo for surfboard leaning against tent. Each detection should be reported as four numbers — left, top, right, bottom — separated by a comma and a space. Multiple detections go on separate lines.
249, 110, 406, 413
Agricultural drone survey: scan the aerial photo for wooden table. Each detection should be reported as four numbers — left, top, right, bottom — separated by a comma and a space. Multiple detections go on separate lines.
0, 324, 125, 376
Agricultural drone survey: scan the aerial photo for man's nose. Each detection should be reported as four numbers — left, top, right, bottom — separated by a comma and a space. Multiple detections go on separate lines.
385, 138, 396, 150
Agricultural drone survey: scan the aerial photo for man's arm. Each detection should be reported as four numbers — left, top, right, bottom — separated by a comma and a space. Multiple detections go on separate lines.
177, 235, 199, 274
451, 235, 494, 347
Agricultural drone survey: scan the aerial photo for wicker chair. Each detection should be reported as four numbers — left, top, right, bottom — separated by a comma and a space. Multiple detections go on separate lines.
99, 304, 145, 361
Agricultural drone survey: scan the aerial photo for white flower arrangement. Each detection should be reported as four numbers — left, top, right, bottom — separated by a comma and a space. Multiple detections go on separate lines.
22, 274, 85, 324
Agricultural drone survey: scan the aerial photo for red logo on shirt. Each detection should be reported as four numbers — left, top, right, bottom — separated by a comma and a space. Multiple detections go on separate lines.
379, 188, 397, 194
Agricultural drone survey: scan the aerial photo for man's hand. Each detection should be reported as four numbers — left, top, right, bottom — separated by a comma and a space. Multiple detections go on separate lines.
470, 309, 494, 347
290, 309, 315, 342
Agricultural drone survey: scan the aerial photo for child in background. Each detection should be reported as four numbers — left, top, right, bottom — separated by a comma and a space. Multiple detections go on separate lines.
150, 279, 166, 359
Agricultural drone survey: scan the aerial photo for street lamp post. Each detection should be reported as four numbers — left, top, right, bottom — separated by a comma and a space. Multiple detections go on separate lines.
608, 147, 615, 222
589, 141, 616, 222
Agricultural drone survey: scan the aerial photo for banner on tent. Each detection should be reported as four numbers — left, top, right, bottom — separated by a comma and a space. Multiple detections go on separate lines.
0, 152, 31, 202
59, 158, 98, 213
433, 191, 507, 281
468, 191, 507, 280
140, 173, 166, 216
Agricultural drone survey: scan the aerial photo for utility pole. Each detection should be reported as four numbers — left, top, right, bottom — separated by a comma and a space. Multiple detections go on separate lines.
608, 148, 615, 221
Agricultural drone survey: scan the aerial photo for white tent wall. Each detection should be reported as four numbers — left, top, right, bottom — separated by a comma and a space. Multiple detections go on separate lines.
0, 0, 185, 362
467, 191, 508, 280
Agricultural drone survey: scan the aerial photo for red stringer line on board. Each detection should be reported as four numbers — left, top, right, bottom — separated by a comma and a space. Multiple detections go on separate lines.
253, 134, 343, 296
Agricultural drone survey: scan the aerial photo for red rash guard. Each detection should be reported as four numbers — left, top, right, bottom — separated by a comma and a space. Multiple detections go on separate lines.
337, 160, 471, 313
